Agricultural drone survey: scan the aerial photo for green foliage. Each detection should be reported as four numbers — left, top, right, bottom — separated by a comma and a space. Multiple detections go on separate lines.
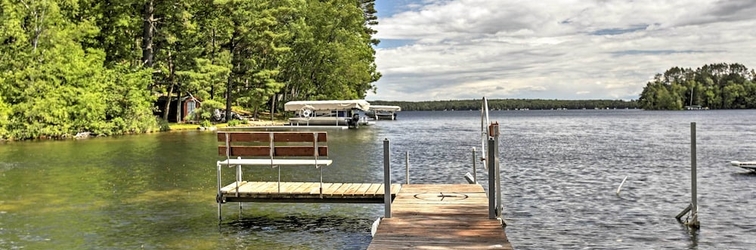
200, 120, 212, 128
281, 0, 379, 103
0, 96, 10, 139
226, 119, 243, 127
156, 118, 171, 132
189, 99, 224, 122
638, 63, 756, 110
0, 0, 381, 139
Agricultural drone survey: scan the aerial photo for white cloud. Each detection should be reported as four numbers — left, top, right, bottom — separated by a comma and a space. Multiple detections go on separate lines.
367, 0, 756, 101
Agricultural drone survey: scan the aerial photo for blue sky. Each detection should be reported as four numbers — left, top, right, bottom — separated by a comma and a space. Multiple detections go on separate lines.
365, 0, 756, 101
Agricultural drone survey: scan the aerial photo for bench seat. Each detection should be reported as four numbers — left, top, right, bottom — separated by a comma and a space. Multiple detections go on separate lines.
218, 158, 333, 166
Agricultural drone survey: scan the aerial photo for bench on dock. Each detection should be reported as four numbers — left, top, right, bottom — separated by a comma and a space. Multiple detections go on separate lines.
216, 131, 332, 203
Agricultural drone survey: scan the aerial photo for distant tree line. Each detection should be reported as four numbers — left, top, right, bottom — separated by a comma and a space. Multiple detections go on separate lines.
0, 0, 380, 140
370, 99, 638, 111
639, 63, 756, 110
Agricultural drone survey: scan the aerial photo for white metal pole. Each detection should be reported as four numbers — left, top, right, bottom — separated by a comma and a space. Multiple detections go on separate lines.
405, 151, 410, 184
690, 122, 699, 227
383, 138, 392, 218
488, 138, 497, 219
472, 147, 477, 183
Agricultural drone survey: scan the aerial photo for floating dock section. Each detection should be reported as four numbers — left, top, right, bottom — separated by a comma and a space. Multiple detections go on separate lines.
220, 181, 401, 203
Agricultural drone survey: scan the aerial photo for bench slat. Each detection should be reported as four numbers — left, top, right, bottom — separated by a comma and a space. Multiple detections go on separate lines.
218, 146, 328, 157
274, 132, 327, 143
218, 132, 327, 143
217, 132, 270, 142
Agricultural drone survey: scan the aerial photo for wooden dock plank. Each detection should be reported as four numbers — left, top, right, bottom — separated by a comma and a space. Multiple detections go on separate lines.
353, 183, 373, 196
310, 183, 333, 194
375, 184, 402, 195
323, 183, 344, 194
343, 183, 363, 196
278, 182, 305, 193
366, 183, 382, 196
332, 183, 353, 196
368, 184, 512, 250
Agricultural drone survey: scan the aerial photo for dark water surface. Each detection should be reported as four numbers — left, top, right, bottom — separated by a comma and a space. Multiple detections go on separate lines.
1, 110, 755, 249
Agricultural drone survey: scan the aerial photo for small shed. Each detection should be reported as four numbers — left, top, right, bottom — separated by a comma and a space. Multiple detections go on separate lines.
154, 95, 201, 123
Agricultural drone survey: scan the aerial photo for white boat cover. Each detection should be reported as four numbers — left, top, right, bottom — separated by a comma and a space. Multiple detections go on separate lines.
369, 105, 401, 112
284, 100, 371, 111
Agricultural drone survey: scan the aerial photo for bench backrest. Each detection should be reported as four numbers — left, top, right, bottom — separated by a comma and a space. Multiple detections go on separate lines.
217, 131, 328, 158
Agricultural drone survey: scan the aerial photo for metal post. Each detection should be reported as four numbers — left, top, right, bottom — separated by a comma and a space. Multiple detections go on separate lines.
405, 151, 410, 184
236, 164, 241, 197
472, 147, 477, 183
491, 124, 501, 218
489, 122, 502, 218
488, 138, 497, 219
690, 122, 699, 228
383, 138, 392, 218
217, 162, 222, 221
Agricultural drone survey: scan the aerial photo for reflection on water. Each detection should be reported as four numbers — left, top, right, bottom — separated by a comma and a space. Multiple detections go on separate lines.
1, 110, 756, 249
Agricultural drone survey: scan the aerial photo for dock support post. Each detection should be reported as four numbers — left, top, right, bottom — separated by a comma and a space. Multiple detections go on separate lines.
405, 151, 410, 184
472, 148, 477, 183
492, 123, 501, 219
676, 122, 700, 228
689, 122, 699, 228
217, 162, 222, 221
488, 138, 497, 219
384, 138, 392, 218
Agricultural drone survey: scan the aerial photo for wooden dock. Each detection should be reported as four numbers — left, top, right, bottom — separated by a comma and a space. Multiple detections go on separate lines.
219, 181, 402, 203
369, 184, 513, 250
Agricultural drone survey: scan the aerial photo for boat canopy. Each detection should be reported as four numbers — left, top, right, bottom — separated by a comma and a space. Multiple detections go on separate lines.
369, 105, 401, 112
284, 100, 371, 111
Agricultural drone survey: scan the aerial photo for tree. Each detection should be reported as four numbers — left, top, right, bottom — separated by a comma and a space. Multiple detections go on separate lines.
639, 63, 756, 110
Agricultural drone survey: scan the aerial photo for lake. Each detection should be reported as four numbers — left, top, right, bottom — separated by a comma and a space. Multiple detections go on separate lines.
1, 109, 755, 249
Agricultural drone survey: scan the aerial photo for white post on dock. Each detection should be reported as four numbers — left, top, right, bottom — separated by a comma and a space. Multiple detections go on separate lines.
405, 151, 410, 184
488, 138, 497, 219
217, 162, 222, 221
491, 122, 502, 218
383, 138, 392, 218
689, 122, 699, 228
472, 147, 477, 183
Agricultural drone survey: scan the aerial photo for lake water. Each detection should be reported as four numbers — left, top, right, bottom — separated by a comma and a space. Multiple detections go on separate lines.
1, 109, 755, 249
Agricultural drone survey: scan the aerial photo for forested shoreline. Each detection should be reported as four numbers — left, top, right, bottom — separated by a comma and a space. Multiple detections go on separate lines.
638, 63, 756, 110
0, 0, 380, 140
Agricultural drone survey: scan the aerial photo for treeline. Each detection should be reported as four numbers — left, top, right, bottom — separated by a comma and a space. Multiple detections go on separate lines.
0, 0, 380, 140
639, 63, 756, 110
370, 99, 639, 111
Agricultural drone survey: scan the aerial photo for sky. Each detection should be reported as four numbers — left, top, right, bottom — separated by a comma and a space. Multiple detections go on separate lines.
365, 0, 756, 101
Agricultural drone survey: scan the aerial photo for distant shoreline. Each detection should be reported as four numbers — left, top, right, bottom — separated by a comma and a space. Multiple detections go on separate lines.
368, 98, 639, 111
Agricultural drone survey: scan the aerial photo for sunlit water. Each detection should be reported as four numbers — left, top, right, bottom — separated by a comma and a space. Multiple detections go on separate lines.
1, 110, 755, 249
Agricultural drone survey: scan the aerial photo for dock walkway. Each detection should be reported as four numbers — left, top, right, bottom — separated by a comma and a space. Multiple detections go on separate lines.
369, 184, 513, 250
219, 181, 401, 203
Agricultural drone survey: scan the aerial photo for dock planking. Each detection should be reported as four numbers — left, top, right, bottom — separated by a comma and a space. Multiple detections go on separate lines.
219, 182, 401, 203
369, 184, 513, 250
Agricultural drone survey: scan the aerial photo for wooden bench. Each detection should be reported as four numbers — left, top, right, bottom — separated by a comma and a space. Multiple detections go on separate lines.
215, 131, 332, 202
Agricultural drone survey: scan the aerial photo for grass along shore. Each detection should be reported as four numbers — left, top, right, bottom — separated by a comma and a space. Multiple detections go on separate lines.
168, 119, 287, 131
